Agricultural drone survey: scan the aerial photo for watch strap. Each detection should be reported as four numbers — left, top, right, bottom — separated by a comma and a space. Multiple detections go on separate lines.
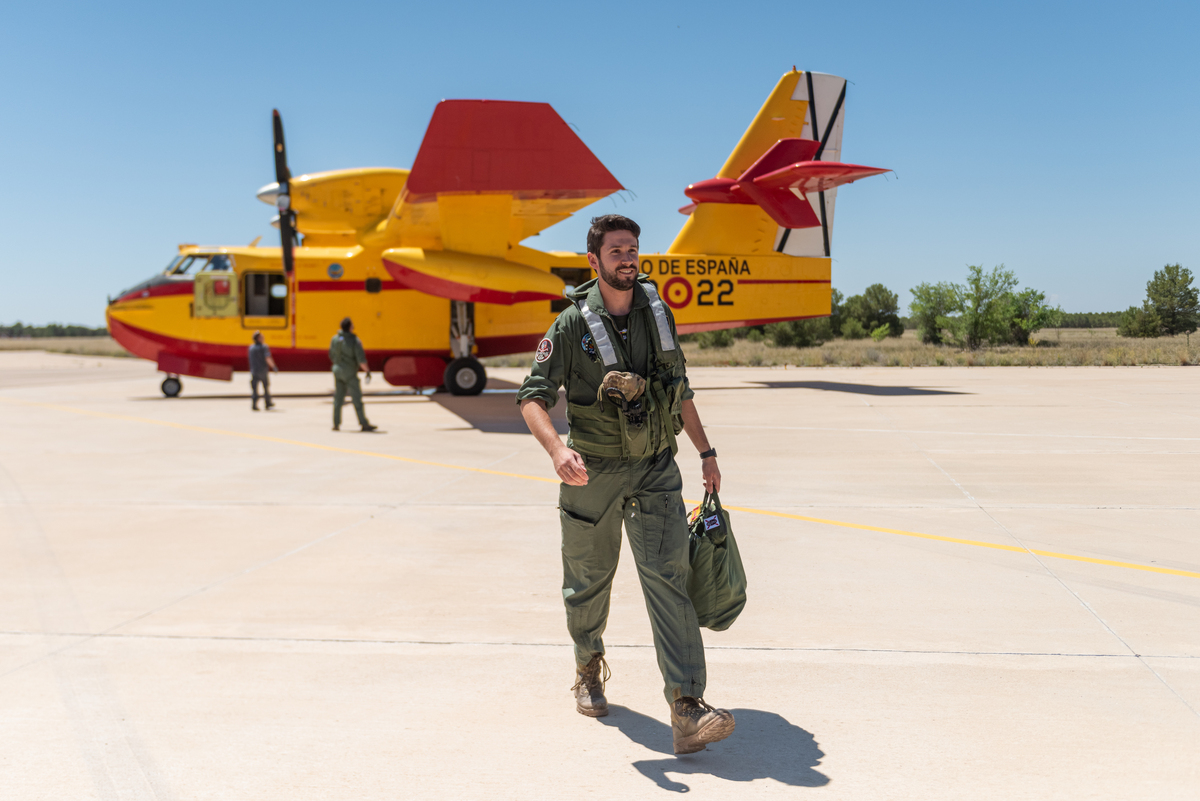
699, 448, 717, 459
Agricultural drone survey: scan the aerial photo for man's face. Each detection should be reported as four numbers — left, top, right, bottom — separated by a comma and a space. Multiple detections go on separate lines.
589, 230, 639, 291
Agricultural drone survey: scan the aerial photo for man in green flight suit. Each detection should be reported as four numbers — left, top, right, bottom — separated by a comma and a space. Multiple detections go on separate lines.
518, 214, 734, 755
329, 317, 377, 432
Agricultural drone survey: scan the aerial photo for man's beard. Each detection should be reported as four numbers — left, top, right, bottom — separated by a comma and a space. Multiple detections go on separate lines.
598, 262, 637, 291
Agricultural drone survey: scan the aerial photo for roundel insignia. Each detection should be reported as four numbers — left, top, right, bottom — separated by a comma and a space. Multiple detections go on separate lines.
662, 277, 693, 309
327, 262, 344, 279
535, 338, 553, 363
581, 333, 598, 361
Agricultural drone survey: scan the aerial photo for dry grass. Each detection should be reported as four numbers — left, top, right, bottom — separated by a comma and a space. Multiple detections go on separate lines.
483, 329, 1200, 369
0, 336, 132, 357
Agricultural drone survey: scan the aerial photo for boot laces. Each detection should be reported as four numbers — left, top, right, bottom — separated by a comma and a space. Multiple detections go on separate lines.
571, 654, 611, 693
676, 696, 715, 720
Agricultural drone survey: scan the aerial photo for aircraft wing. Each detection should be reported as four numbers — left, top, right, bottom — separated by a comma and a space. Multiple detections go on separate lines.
376, 100, 624, 258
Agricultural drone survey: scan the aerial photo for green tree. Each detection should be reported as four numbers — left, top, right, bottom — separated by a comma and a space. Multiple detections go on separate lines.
1117, 302, 1163, 338
844, 283, 903, 337
908, 281, 956, 344
828, 288, 845, 336
1004, 287, 1062, 345
840, 318, 868, 339
1145, 263, 1199, 337
940, 265, 1019, 350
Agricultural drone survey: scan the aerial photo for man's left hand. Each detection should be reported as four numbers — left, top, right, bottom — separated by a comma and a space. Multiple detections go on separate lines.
702, 457, 721, 495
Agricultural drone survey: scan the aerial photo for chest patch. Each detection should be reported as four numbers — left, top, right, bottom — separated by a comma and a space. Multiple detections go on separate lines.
581, 333, 598, 361
535, 338, 553, 363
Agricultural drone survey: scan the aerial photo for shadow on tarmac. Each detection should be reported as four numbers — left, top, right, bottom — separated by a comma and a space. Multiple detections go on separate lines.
696, 381, 968, 396
599, 705, 829, 792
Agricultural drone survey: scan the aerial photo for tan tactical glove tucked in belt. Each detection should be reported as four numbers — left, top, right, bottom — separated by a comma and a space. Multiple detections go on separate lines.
597, 371, 646, 408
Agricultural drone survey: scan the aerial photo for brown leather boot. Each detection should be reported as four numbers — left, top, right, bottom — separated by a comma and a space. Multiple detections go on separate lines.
571, 654, 610, 717
671, 697, 735, 754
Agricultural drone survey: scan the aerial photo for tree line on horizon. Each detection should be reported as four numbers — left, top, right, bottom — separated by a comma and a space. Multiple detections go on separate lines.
0, 322, 108, 338
691, 263, 1199, 350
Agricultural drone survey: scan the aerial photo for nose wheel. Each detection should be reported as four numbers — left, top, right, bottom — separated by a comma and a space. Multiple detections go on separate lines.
161, 376, 182, 397
443, 358, 486, 396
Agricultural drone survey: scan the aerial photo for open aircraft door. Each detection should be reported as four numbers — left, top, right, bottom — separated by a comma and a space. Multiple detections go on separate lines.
242, 272, 289, 329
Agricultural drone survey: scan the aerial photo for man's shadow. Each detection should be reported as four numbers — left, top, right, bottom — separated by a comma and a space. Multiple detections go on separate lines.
599, 706, 829, 792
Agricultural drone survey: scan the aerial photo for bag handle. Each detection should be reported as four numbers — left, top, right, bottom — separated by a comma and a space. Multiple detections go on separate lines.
702, 490, 725, 516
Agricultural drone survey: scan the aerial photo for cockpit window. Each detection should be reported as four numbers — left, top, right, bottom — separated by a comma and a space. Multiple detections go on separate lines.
163, 255, 185, 275
204, 255, 233, 271
172, 256, 208, 275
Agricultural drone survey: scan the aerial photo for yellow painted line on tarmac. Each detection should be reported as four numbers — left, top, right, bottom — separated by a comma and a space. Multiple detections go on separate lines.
8, 397, 1199, 580
715, 505, 1200, 579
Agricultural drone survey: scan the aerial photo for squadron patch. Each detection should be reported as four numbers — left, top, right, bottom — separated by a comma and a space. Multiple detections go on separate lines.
703, 514, 721, 531
581, 333, 598, 361
535, 338, 554, 363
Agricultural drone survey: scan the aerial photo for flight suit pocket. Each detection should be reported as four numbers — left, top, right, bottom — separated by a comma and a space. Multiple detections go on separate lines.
631, 493, 671, 563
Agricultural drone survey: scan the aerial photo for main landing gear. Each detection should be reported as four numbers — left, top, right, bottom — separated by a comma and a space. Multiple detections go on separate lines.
161, 375, 182, 397
446, 300, 486, 396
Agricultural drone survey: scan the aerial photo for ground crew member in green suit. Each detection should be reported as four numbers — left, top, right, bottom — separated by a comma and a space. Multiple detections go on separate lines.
518, 214, 735, 755
329, 317, 377, 432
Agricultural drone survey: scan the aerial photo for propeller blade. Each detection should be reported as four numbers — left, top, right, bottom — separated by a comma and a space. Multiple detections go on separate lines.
272, 109, 296, 274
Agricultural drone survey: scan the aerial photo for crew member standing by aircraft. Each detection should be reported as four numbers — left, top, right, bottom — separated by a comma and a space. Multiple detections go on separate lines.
329, 318, 377, 432
248, 331, 277, 411
517, 215, 734, 755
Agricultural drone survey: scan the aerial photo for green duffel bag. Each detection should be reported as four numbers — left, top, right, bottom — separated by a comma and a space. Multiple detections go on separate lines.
686, 491, 747, 631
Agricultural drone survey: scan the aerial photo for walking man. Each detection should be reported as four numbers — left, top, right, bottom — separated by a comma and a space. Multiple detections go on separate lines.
517, 215, 734, 755
248, 331, 277, 411
329, 317, 377, 432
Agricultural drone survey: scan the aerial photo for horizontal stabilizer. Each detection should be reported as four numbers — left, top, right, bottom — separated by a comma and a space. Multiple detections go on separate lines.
382, 248, 564, 305
754, 161, 891, 195
682, 137, 887, 229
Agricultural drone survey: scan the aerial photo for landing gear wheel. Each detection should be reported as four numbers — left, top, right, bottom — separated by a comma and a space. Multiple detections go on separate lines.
443, 357, 486, 396
161, 376, 182, 398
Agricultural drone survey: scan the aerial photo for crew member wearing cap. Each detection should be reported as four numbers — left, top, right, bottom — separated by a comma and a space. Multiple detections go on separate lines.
517, 214, 733, 755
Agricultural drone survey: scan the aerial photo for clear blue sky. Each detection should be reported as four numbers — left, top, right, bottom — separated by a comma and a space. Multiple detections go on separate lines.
2, 0, 1196, 325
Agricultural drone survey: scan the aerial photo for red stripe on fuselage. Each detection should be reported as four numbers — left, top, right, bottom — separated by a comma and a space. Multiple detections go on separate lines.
296, 280, 406, 291
106, 316, 450, 372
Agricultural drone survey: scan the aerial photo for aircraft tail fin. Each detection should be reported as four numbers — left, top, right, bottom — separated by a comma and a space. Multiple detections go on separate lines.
670, 70, 885, 257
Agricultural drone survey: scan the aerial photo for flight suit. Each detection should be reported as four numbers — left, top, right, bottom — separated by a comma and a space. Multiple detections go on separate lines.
517, 276, 705, 703
329, 331, 369, 428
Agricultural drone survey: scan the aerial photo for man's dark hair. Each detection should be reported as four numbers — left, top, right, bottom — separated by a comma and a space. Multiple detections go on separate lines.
586, 214, 640, 258
340, 317, 352, 332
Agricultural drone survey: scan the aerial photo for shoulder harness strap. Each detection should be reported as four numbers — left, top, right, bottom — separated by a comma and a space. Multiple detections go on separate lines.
577, 300, 619, 368
576, 283, 677, 369
640, 281, 678, 355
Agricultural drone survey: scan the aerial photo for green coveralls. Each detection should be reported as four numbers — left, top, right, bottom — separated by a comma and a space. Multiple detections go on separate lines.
517, 276, 706, 703
329, 331, 369, 428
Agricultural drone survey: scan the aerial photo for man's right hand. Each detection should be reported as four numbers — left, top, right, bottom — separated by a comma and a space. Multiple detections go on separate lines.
553, 446, 589, 486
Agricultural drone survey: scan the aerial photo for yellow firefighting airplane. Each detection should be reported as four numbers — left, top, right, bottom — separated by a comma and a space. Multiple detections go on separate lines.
106, 69, 887, 397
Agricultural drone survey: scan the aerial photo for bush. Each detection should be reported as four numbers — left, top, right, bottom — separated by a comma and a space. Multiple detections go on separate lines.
841, 318, 868, 339
696, 329, 735, 348
870, 323, 890, 342
1004, 287, 1062, 345
1117, 302, 1163, 338
765, 318, 832, 347
746, 328, 764, 343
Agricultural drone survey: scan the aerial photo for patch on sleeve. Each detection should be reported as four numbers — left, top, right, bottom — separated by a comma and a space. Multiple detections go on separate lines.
535, 338, 554, 363
581, 333, 598, 361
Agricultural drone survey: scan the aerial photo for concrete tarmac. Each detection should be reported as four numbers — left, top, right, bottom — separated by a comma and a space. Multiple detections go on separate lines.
2, 351, 1198, 799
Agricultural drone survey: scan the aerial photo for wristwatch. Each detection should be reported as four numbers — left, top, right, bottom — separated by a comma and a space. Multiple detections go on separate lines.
699, 448, 717, 459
